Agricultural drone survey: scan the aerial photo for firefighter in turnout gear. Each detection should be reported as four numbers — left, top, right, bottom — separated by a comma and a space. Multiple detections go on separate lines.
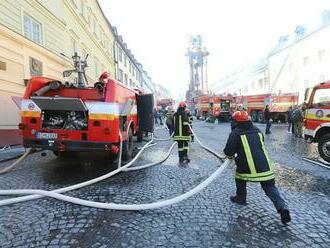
173, 102, 191, 164
223, 111, 291, 224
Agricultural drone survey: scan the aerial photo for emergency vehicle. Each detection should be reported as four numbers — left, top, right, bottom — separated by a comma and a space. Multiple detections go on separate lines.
209, 95, 233, 122
235, 93, 298, 123
19, 53, 154, 159
156, 98, 174, 111
304, 81, 330, 163
195, 95, 211, 120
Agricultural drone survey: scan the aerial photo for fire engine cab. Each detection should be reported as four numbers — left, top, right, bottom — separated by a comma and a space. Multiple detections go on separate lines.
19, 53, 154, 160
304, 81, 330, 163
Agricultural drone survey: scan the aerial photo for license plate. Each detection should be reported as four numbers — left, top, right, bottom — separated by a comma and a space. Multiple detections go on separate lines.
36, 132, 58, 139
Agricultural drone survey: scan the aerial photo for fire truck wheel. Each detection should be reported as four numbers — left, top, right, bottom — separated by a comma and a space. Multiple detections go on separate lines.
122, 128, 134, 160
318, 134, 330, 163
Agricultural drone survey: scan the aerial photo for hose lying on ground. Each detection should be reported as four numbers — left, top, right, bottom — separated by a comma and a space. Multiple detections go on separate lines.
0, 126, 231, 210
0, 148, 32, 175
0, 160, 232, 210
123, 142, 176, 171
0, 135, 154, 206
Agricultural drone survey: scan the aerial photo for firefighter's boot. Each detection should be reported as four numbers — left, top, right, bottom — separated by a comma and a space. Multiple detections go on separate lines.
230, 196, 247, 206
279, 209, 291, 224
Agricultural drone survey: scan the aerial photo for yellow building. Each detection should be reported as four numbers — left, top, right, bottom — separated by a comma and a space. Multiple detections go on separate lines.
0, 0, 115, 146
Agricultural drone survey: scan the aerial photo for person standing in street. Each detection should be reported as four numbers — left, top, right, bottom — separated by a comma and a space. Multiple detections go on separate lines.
287, 106, 293, 133
165, 109, 175, 136
264, 105, 272, 134
292, 105, 305, 138
173, 102, 191, 164
153, 108, 159, 125
223, 110, 291, 224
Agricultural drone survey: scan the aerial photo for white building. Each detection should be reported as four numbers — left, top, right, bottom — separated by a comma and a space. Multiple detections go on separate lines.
211, 10, 330, 103
112, 27, 142, 88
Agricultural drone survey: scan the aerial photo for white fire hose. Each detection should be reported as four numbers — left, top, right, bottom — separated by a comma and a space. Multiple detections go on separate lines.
0, 125, 232, 210
0, 148, 32, 175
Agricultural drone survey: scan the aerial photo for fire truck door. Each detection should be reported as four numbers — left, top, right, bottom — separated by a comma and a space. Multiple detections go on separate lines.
137, 94, 154, 132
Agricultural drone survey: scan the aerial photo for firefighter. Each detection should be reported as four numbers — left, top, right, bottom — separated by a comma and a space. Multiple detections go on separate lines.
173, 102, 191, 164
223, 111, 291, 224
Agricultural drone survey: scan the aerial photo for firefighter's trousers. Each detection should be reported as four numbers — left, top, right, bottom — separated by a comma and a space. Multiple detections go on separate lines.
235, 179, 287, 211
177, 140, 189, 159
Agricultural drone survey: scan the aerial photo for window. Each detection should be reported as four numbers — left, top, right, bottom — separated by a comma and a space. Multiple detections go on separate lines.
303, 56, 309, 67
124, 55, 127, 67
71, 38, 77, 54
124, 74, 128, 84
94, 60, 99, 78
118, 48, 123, 62
129, 62, 132, 73
93, 19, 97, 36
23, 14, 43, 45
318, 50, 326, 62
133, 68, 135, 77
312, 88, 330, 107
118, 69, 123, 82
258, 79, 263, 88
80, 0, 84, 17
129, 79, 133, 86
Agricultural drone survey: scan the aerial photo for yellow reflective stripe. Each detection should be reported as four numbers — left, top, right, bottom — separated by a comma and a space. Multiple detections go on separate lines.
258, 133, 273, 172
89, 114, 117, 120
236, 171, 274, 178
21, 111, 40, 117
240, 135, 256, 174
178, 148, 184, 151
173, 136, 191, 141
179, 116, 182, 137
235, 173, 275, 182
183, 122, 189, 125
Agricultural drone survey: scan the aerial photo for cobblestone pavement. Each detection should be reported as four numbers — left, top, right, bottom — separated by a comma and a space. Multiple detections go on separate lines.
0, 121, 329, 247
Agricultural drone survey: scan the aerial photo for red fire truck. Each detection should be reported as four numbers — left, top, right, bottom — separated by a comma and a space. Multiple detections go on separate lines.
156, 98, 174, 110
19, 53, 153, 160
195, 95, 211, 120
234, 93, 298, 123
304, 81, 330, 163
209, 95, 233, 122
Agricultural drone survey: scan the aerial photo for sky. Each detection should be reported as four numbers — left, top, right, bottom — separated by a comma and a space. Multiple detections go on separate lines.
98, 0, 330, 101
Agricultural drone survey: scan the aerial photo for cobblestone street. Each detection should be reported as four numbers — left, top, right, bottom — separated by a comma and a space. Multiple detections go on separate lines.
0, 121, 329, 248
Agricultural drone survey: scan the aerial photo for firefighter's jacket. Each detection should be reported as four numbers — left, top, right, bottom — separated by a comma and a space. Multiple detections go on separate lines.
223, 121, 275, 182
173, 109, 191, 141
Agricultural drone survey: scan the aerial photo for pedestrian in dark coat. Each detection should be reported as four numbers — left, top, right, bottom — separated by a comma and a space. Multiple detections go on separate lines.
264, 105, 272, 134
287, 106, 293, 133
223, 110, 291, 224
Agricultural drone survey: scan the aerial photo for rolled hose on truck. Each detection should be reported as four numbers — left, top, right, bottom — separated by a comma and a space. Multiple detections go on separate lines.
0, 125, 232, 210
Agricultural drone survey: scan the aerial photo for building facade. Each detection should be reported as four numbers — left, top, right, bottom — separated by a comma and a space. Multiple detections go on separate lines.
211, 10, 330, 103
112, 27, 142, 88
0, 0, 116, 146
